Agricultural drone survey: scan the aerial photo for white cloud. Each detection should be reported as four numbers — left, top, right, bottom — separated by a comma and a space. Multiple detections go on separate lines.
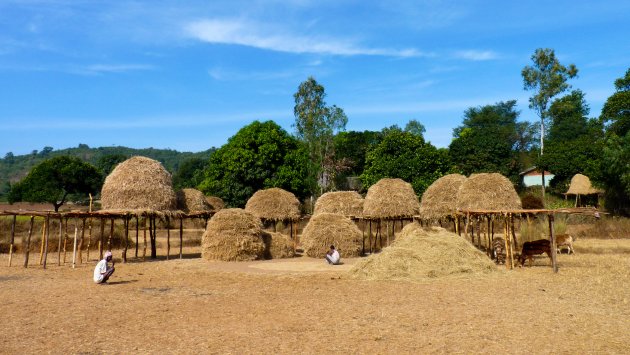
455, 50, 499, 61
84, 64, 156, 74
184, 19, 429, 57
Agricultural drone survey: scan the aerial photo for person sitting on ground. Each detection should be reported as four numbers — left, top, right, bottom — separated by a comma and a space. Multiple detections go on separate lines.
93, 251, 115, 284
325, 245, 340, 265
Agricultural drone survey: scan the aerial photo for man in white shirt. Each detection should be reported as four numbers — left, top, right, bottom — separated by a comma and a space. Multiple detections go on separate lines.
93, 251, 115, 284
325, 245, 340, 265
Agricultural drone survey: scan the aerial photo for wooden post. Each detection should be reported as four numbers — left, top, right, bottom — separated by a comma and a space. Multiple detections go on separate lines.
486, 217, 492, 256
361, 219, 365, 255
507, 214, 514, 269
150, 216, 157, 259
368, 220, 373, 254
99, 218, 105, 260
72, 221, 78, 269
166, 217, 171, 260
43, 215, 50, 269
135, 215, 139, 258
510, 214, 518, 250
143, 217, 147, 261
23, 216, 35, 268
63, 217, 69, 264
8, 215, 16, 266
108, 218, 114, 251
78, 219, 86, 264
39, 218, 46, 265
179, 217, 183, 259
549, 214, 558, 273
122, 216, 129, 263
503, 215, 510, 270
86, 217, 92, 262
464, 213, 470, 242
57, 217, 63, 266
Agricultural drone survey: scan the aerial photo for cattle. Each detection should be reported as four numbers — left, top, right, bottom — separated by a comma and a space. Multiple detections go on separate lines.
556, 234, 575, 254
518, 239, 552, 267
492, 237, 506, 265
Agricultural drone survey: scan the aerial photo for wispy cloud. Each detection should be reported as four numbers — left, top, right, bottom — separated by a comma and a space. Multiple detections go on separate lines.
84, 64, 157, 74
455, 50, 499, 61
184, 19, 429, 58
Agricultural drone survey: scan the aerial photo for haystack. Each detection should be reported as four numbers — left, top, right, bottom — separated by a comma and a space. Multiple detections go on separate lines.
261, 231, 295, 259
176, 188, 212, 213
301, 213, 362, 258
201, 208, 265, 261
245, 188, 300, 221
349, 223, 496, 281
101, 156, 177, 211
419, 174, 467, 220
363, 178, 420, 218
456, 173, 521, 211
313, 191, 364, 217
205, 196, 225, 211
566, 174, 603, 195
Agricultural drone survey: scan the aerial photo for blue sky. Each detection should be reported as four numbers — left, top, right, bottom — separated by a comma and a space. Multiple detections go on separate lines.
0, 0, 628, 157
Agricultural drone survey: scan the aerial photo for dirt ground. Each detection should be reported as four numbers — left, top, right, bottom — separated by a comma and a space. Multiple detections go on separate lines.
1, 239, 629, 354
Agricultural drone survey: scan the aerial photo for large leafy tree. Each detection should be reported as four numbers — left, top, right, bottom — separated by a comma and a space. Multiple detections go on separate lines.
172, 157, 207, 190
539, 90, 604, 193
197, 120, 309, 207
522, 48, 578, 195
601, 68, 630, 137
449, 100, 535, 183
96, 154, 128, 177
333, 130, 383, 188
293, 76, 348, 196
360, 130, 450, 197
8, 156, 102, 211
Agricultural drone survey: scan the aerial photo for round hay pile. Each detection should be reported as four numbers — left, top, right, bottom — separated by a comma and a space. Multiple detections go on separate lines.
566, 174, 603, 195
363, 178, 420, 218
313, 191, 364, 217
176, 188, 212, 213
201, 208, 264, 261
349, 223, 496, 281
101, 156, 177, 211
301, 213, 362, 258
205, 196, 225, 211
419, 174, 467, 220
261, 231, 295, 259
245, 188, 300, 221
456, 173, 521, 211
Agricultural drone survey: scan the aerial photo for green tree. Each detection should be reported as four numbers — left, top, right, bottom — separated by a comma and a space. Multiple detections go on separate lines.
198, 121, 309, 207
449, 101, 533, 183
522, 48, 578, 195
96, 154, 128, 177
361, 130, 450, 197
8, 156, 102, 211
172, 157, 207, 189
404, 119, 426, 136
601, 68, 630, 137
293, 76, 348, 195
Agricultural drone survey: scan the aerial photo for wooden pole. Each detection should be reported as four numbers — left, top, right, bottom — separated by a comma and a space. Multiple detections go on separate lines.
143, 217, 147, 261
99, 218, 104, 260
179, 217, 183, 259
507, 214, 514, 269
108, 218, 114, 251
43, 215, 50, 269
8, 214, 16, 266
135, 215, 139, 258
57, 217, 63, 266
152, 216, 157, 259
549, 214, 558, 273
510, 214, 518, 250
86, 217, 92, 262
122, 216, 129, 263
39, 218, 46, 265
368, 220, 373, 254
464, 213, 470, 242
361, 219, 365, 255
166, 217, 171, 260
72, 221, 78, 269
503, 216, 510, 270
23, 216, 35, 268
78, 219, 86, 264
63, 217, 69, 264
486, 217, 492, 256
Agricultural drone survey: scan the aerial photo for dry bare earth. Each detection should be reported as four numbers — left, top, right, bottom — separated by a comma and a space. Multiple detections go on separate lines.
0, 239, 629, 354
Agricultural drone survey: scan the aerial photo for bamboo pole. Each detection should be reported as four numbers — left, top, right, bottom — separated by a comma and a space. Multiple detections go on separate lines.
63, 217, 69, 264
122, 217, 129, 263
549, 214, 558, 273
179, 217, 183, 259
23, 216, 35, 268
72, 221, 78, 269
43, 215, 50, 269
7, 214, 16, 266
39, 218, 46, 265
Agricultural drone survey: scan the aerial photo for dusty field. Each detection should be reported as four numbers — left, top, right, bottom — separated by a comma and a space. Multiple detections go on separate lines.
1, 239, 629, 354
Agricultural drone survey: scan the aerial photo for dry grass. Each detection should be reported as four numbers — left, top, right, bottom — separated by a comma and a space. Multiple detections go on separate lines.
205, 196, 225, 211
419, 174, 466, 220
100, 156, 177, 211
201, 208, 264, 261
566, 173, 603, 195
176, 188, 213, 213
313, 191, 364, 217
245, 188, 300, 221
261, 232, 296, 259
301, 213, 363, 258
363, 178, 420, 218
456, 173, 521, 211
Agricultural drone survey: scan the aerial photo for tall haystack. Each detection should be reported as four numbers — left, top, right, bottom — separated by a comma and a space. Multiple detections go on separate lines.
349, 223, 496, 281
261, 231, 295, 259
245, 188, 300, 221
101, 156, 177, 211
566, 174, 603, 195
176, 188, 213, 213
456, 173, 521, 211
201, 208, 265, 261
205, 196, 225, 211
313, 191, 364, 217
363, 178, 420, 218
301, 213, 363, 258
419, 174, 467, 220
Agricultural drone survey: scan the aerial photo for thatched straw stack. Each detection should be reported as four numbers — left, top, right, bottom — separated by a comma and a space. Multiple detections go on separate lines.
363, 178, 420, 218
101, 156, 177, 211
201, 208, 265, 261
456, 173, 521, 211
301, 213, 363, 258
419, 174, 467, 220
245, 188, 300, 221
261, 232, 295, 259
349, 223, 496, 281
566, 174, 603, 195
205, 196, 225, 211
313, 191, 364, 217
176, 188, 213, 213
